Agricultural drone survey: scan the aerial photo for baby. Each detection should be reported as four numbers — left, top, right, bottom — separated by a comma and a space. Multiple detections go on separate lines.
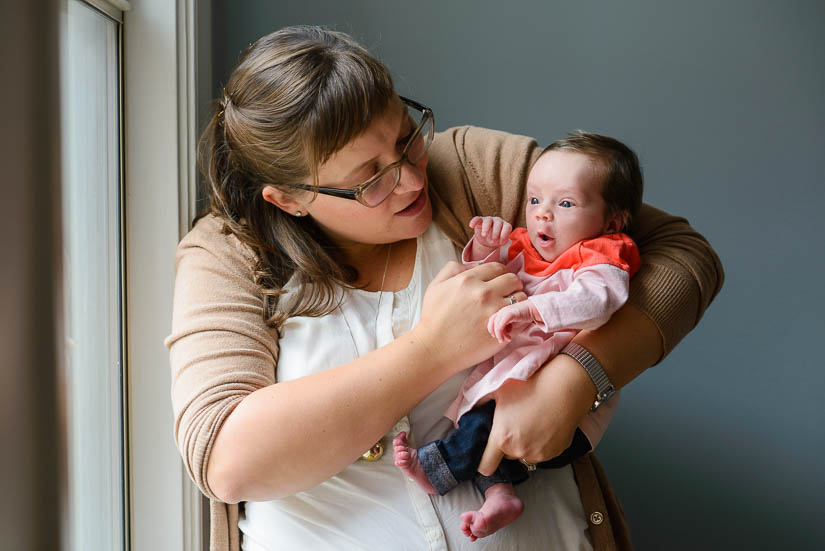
393, 131, 643, 540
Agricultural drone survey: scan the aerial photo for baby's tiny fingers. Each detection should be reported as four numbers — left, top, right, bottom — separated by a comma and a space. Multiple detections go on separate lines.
501, 222, 513, 241
481, 217, 493, 237
487, 314, 501, 339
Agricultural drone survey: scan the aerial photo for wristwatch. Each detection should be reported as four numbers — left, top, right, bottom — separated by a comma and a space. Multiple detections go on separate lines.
560, 342, 615, 411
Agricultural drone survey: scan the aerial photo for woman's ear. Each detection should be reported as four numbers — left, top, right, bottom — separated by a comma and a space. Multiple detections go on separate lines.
603, 210, 628, 234
261, 185, 307, 216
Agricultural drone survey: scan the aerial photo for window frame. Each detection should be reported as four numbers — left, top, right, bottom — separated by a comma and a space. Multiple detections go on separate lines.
123, 0, 206, 549
61, 0, 130, 548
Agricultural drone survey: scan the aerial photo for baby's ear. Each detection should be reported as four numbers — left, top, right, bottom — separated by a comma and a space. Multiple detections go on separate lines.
604, 210, 628, 234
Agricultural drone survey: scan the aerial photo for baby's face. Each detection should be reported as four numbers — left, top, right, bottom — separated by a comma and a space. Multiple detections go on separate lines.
525, 150, 612, 263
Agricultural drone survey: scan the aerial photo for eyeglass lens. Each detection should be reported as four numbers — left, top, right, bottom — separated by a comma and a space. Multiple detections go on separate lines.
360, 105, 433, 206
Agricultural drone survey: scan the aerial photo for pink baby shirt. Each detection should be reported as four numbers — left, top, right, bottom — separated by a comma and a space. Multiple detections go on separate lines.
445, 228, 641, 448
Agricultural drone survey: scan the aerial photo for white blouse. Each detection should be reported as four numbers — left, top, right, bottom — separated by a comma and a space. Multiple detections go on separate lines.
239, 223, 594, 551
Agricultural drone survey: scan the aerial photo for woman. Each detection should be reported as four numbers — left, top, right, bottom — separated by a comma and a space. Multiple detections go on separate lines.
167, 26, 723, 550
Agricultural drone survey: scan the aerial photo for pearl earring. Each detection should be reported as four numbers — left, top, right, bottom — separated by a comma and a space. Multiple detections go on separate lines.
295, 210, 303, 217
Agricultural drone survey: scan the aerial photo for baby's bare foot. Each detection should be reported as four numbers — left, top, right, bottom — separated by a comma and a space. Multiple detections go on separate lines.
392, 432, 436, 495
459, 483, 523, 541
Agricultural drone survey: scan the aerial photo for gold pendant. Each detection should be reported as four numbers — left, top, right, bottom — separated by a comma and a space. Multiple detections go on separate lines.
361, 441, 384, 461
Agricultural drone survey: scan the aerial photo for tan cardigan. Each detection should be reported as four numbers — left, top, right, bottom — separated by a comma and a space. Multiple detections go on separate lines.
167, 126, 724, 551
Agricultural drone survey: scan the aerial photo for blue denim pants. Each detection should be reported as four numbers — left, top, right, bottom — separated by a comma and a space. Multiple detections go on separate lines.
417, 400, 592, 496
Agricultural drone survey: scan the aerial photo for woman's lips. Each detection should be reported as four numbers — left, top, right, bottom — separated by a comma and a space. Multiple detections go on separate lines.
395, 189, 426, 217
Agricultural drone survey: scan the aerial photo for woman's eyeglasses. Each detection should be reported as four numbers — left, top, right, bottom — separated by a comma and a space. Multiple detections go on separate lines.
288, 96, 434, 208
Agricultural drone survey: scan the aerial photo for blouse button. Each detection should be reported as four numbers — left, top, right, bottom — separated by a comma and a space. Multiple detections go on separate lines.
590, 511, 604, 525
361, 441, 384, 461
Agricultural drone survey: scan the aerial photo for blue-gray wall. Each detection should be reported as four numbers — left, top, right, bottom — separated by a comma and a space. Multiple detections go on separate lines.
207, 1, 825, 548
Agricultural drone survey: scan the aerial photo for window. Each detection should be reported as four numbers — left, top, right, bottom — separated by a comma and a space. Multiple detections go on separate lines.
60, 1, 127, 549
57, 0, 203, 548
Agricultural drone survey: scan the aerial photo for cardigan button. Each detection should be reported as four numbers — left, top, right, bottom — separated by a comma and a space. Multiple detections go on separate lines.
590, 511, 604, 525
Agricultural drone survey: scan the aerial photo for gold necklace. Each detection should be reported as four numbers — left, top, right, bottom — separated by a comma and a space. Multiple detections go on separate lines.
362, 242, 392, 462
373, 243, 392, 330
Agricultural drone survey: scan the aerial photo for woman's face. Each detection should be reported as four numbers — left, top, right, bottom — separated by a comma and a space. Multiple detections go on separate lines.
301, 98, 432, 250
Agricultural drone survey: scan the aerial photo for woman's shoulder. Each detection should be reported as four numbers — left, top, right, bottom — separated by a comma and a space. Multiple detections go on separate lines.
430, 125, 541, 171
176, 214, 258, 277
428, 126, 541, 246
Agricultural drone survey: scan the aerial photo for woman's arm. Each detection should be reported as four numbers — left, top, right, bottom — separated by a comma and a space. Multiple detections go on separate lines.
168, 221, 524, 503
478, 206, 724, 472
207, 321, 457, 502
478, 303, 659, 473
425, 126, 724, 472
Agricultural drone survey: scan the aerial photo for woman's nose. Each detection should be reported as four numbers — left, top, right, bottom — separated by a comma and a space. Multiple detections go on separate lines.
394, 159, 425, 194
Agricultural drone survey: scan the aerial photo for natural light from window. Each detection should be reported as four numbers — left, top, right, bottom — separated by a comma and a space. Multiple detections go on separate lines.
60, 1, 126, 549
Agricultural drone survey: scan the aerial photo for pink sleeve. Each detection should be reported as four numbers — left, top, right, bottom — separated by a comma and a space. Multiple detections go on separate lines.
529, 263, 631, 333
461, 235, 508, 266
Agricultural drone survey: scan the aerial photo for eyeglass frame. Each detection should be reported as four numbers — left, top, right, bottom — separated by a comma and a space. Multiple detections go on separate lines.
286, 96, 434, 208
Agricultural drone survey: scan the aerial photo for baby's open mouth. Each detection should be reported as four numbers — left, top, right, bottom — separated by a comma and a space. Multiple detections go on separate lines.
538, 232, 553, 244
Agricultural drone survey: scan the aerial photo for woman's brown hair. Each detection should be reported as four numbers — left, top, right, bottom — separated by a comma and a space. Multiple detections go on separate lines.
198, 26, 396, 330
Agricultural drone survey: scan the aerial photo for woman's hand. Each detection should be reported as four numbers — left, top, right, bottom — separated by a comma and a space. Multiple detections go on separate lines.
415, 260, 525, 371
477, 353, 595, 475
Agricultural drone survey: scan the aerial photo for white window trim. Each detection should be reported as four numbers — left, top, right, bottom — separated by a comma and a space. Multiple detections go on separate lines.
85, 0, 130, 22
62, 3, 129, 549
176, 0, 208, 548
124, 0, 204, 549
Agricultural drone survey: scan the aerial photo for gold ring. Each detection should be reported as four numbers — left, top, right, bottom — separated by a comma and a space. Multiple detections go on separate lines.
519, 458, 537, 471
508, 295, 518, 305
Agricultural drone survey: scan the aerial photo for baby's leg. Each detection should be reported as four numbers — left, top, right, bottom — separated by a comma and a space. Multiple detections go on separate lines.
459, 483, 524, 541
392, 432, 436, 494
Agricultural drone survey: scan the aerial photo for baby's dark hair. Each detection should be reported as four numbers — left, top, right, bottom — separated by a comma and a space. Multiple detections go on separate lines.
545, 130, 643, 230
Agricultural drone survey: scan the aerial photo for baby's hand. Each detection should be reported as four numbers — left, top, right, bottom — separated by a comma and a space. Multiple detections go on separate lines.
487, 301, 537, 343
469, 216, 512, 250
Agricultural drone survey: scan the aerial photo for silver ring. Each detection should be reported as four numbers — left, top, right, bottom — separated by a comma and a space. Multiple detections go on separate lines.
508, 295, 517, 305
519, 458, 537, 471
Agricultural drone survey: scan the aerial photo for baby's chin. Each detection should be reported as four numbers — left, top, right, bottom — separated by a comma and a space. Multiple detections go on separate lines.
530, 237, 561, 263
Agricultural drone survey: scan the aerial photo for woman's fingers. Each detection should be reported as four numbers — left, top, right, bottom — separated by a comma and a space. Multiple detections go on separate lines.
429, 260, 467, 285
503, 291, 527, 307
417, 261, 524, 370
485, 359, 595, 465
477, 444, 505, 477
463, 262, 522, 297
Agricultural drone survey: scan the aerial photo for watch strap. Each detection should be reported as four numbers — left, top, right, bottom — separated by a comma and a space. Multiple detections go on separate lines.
560, 342, 615, 411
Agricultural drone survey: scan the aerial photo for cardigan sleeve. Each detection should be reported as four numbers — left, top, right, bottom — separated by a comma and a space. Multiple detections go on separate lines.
428, 125, 724, 360
165, 215, 279, 500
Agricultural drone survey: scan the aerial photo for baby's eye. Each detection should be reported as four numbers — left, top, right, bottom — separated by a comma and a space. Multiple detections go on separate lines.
529, 197, 539, 205
559, 200, 573, 208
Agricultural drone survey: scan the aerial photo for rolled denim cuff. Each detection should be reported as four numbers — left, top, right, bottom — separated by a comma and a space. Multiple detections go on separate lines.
473, 470, 510, 495
418, 442, 458, 496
